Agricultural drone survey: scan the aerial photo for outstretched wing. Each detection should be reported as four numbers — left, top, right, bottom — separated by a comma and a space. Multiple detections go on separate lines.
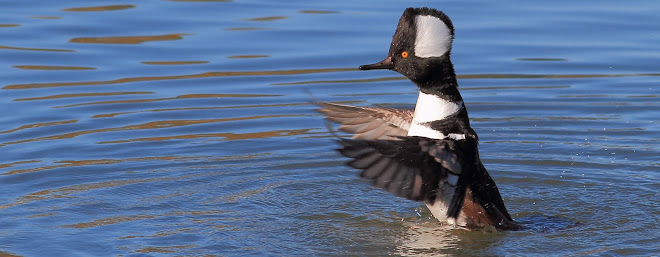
317, 102, 413, 140
336, 136, 478, 219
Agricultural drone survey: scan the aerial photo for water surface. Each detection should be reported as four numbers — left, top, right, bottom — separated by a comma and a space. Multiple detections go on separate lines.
0, 0, 658, 256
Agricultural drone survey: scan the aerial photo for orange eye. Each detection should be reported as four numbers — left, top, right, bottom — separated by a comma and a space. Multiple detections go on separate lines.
401, 51, 409, 58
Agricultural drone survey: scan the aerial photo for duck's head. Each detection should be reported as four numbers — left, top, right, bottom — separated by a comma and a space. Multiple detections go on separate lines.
360, 7, 456, 85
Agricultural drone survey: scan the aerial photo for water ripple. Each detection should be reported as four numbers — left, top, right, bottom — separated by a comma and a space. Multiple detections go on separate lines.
3, 68, 354, 90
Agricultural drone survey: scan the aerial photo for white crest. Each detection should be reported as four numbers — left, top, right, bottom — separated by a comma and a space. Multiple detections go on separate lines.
414, 15, 452, 58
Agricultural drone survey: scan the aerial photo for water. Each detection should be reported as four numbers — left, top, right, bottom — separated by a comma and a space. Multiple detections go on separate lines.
1, 0, 658, 256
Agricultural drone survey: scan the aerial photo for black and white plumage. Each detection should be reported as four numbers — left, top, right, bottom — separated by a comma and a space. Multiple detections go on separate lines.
319, 7, 519, 230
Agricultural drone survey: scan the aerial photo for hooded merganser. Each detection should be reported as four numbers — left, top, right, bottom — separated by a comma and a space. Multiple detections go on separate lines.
319, 7, 519, 230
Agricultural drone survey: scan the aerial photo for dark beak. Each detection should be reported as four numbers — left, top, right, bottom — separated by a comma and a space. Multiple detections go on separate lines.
359, 56, 394, 70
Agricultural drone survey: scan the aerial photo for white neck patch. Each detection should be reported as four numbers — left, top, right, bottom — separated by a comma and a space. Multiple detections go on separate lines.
408, 91, 463, 140
411, 91, 462, 123
414, 15, 452, 58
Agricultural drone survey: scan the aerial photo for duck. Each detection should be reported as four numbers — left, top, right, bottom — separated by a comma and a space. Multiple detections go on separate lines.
318, 7, 520, 230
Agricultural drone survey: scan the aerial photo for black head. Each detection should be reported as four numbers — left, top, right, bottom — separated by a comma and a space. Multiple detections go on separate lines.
360, 8, 457, 87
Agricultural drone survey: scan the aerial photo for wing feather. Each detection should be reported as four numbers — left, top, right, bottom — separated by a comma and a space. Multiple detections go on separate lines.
318, 102, 413, 140
337, 137, 477, 218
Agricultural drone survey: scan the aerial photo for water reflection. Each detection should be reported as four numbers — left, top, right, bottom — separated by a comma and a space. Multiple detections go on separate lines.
62, 5, 136, 12
12, 65, 96, 70
52, 93, 281, 108
396, 223, 461, 256
228, 55, 270, 59
99, 128, 309, 144
14, 91, 154, 101
91, 102, 311, 118
245, 16, 288, 22
1, 154, 231, 176
0, 114, 299, 148
69, 34, 186, 44
299, 10, 338, 14
0, 250, 21, 257
0, 45, 74, 52
0, 160, 41, 169
3, 68, 354, 89
0, 120, 78, 134
225, 27, 269, 31
142, 61, 209, 65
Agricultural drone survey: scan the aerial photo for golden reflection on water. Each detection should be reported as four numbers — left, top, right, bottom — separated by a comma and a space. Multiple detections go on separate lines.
62, 5, 136, 12
3, 153, 265, 177
4, 159, 124, 175
63, 214, 157, 228
14, 91, 154, 101
0, 115, 304, 148
2, 68, 354, 90
227, 55, 270, 59
69, 34, 186, 44
0, 250, 22, 257
0, 175, 168, 209
92, 112, 133, 118
0, 119, 78, 134
62, 210, 227, 228
99, 128, 309, 144
118, 228, 194, 240
217, 181, 289, 204
52, 93, 281, 108
28, 212, 57, 218
0, 158, 232, 209
0, 45, 74, 52
91, 102, 311, 118
13, 65, 96, 70
142, 61, 208, 65
299, 10, 338, 14
225, 27, 268, 31
245, 16, 287, 22
0, 160, 41, 169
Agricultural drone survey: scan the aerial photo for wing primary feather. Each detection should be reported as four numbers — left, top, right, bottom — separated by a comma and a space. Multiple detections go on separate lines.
361, 156, 389, 179
386, 162, 408, 196
336, 144, 372, 158
347, 151, 381, 169
372, 158, 396, 188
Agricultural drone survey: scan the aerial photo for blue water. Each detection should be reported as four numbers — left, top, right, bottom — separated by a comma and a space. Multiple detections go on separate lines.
1, 0, 658, 256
